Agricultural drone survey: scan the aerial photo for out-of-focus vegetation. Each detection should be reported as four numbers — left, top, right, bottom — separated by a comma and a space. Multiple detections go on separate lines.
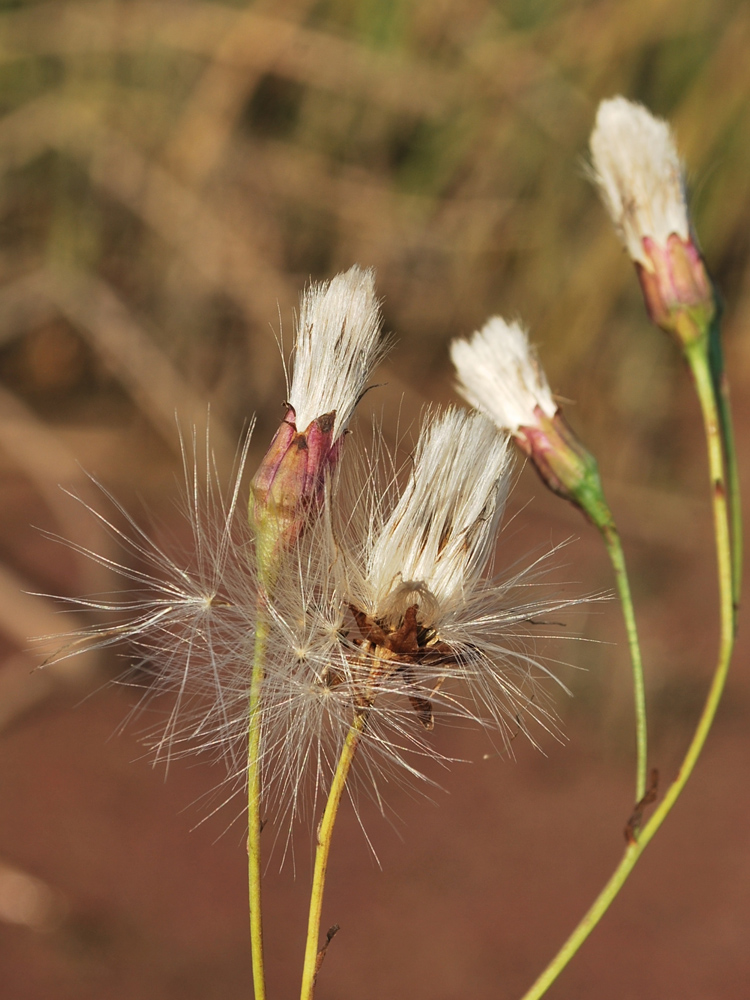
2, 1, 749, 430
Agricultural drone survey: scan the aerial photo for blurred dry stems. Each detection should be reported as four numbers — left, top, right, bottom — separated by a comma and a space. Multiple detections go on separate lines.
0, 0, 748, 775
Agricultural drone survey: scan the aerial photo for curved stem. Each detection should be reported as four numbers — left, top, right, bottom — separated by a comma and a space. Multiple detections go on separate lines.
248, 610, 269, 1000
518, 341, 736, 1000
596, 513, 648, 803
300, 713, 367, 1000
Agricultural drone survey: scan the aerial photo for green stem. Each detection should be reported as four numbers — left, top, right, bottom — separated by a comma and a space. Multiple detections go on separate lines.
719, 387, 742, 620
532, 416, 649, 802
248, 610, 269, 1000
595, 512, 648, 803
684, 339, 735, 664
518, 340, 736, 1000
300, 713, 367, 1000
708, 318, 742, 623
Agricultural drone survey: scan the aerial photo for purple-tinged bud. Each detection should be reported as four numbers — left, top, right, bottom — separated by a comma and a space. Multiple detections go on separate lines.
250, 406, 339, 576
589, 97, 717, 350
637, 234, 715, 346
452, 318, 610, 529
250, 265, 387, 586
514, 407, 608, 528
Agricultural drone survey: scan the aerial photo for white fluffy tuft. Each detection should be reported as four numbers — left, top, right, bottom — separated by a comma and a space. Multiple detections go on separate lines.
288, 265, 386, 436
589, 96, 688, 265
451, 318, 556, 433
44, 413, 581, 849
363, 408, 513, 624
258, 413, 577, 841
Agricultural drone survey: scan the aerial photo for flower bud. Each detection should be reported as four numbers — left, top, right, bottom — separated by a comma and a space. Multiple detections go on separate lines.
637, 233, 715, 345
589, 96, 716, 349
250, 406, 340, 573
251, 266, 386, 584
513, 407, 609, 528
451, 318, 609, 527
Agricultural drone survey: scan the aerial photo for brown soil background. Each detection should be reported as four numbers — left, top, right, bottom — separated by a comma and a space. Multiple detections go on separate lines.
1, 396, 748, 1000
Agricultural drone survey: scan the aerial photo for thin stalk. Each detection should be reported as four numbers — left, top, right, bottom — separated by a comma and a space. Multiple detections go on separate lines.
708, 318, 742, 622
595, 512, 648, 803
718, 385, 742, 619
518, 340, 736, 1000
300, 712, 368, 1000
248, 610, 269, 1000
522, 411, 649, 802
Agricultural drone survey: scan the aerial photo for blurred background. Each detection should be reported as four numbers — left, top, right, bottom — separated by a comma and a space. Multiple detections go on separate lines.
1, 0, 749, 997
